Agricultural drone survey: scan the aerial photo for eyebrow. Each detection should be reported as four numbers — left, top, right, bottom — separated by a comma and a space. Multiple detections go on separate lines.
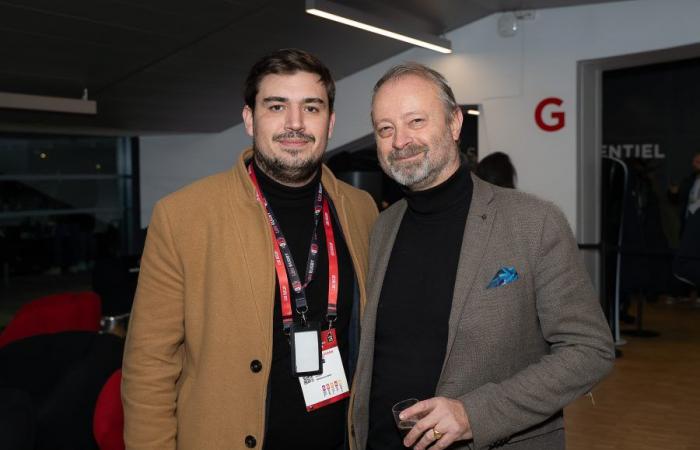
303, 97, 325, 105
262, 96, 325, 105
401, 110, 425, 119
373, 110, 425, 124
262, 96, 287, 104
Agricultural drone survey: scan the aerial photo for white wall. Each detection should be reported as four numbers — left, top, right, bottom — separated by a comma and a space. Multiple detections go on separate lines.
140, 0, 700, 229
139, 126, 249, 227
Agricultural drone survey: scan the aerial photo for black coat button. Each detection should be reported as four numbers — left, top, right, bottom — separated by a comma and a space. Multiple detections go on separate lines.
245, 435, 257, 448
250, 360, 262, 373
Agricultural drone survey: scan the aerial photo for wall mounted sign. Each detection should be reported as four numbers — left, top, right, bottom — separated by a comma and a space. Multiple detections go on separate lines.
602, 143, 666, 160
535, 97, 565, 132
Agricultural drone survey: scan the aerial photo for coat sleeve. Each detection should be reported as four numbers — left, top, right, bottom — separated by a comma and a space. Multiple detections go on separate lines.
459, 204, 615, 449
358, 190, 380, 233
122, 200, 185, 450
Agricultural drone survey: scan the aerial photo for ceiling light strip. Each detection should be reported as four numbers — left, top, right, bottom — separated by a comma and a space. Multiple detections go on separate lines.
0, 91, 96, 115
305, 1, 451, 54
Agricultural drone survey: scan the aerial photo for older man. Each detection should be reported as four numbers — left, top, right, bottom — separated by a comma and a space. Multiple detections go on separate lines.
350, 63, 614, 450
122, 49, 377, 450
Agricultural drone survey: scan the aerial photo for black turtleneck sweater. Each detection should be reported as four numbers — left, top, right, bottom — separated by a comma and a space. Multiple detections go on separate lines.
367, 164, 473, 450
254, 162, 355, 450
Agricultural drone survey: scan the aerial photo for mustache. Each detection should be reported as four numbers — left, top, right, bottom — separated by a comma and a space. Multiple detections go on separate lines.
388, 144, 427, 162
273, 131, 316, 143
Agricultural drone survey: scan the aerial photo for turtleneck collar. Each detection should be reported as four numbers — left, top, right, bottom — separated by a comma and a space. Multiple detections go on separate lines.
252, 158, 322, 204
403, 163, 473, 216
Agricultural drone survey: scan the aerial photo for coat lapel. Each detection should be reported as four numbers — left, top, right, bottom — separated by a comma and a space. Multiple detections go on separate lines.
321, 166, 366, 315
440, 176, 496, 377
226, 149, 276, 356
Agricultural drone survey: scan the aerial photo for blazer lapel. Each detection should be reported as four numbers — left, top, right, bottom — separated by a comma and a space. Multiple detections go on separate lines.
356, 200, 407, 375
440, 176, 496, 377
352, 200, 407, 446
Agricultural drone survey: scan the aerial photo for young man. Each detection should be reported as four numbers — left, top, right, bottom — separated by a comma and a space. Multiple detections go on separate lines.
350, 63, 614, 450
122, 49, 377, 450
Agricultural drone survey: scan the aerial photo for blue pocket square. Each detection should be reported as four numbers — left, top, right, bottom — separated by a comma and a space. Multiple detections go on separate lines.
487, 266, 519, 289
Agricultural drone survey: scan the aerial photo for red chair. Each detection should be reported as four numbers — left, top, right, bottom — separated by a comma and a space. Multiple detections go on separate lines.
93, 369, 125, 450
0, 291, 101, 348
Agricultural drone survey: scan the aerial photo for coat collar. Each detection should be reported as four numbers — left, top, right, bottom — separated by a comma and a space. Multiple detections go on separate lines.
230, 148, 346, 205
225, 148, 361, 352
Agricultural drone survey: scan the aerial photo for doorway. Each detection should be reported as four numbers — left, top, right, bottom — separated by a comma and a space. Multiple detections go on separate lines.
577, 44, 700, 342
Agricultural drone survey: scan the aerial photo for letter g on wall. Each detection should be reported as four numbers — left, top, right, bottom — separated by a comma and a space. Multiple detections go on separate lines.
535, 97, 565, 132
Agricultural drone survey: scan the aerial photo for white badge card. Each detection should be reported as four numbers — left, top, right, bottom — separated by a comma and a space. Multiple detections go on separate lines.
298, 328, 350, 412
290, 323, 322, 376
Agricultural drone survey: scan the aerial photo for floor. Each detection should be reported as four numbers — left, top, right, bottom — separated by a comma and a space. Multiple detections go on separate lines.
565, 299, 700, 450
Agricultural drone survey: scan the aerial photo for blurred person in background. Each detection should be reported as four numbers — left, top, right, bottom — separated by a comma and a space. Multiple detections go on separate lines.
475, 151, 517, 189
669, 151, 700, 234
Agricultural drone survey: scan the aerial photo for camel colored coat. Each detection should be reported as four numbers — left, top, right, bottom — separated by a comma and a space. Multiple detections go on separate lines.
122, 149, 377, 449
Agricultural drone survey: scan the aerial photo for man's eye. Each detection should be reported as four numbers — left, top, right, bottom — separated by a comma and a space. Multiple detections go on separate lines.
410, 118, 424, 126
377, 126, 393, 137
269, 104, 284, 111
305, 106, 319, 113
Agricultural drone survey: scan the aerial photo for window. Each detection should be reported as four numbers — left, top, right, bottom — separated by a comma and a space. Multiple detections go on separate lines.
0, 134, 140, 279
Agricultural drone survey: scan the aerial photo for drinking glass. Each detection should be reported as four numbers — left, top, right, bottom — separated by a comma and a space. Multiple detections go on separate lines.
392, 398, 419, 437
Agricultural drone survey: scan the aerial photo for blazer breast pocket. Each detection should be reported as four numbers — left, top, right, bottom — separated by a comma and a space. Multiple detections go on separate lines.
472, 270, 528, 316
476, 281, 522, 310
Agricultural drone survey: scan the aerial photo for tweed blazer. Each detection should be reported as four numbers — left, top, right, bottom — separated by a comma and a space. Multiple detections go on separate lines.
350, 175, 614, 450
122, 149, 378, 450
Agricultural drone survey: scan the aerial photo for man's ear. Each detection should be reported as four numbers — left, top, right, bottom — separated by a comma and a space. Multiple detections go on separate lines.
450, 107, 463, 142
327, 111, 336, 140
242, 105, 255, 137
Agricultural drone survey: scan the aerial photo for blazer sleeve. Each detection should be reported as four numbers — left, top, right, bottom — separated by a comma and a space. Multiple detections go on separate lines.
122, 200, 185, 450
459, 204, 615, 449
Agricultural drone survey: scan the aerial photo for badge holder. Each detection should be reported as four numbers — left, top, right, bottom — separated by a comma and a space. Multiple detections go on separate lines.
290, 322, 323, 377
297, 327, 350, 411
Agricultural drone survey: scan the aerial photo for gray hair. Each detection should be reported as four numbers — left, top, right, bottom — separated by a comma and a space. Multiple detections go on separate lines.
371, 62, 458, 123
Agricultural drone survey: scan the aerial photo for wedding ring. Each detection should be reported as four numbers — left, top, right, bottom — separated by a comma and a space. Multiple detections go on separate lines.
432, 428, 443, 440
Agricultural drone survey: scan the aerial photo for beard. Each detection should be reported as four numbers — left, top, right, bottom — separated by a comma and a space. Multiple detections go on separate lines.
253, 131, 323, 185
379, 131, 457, 190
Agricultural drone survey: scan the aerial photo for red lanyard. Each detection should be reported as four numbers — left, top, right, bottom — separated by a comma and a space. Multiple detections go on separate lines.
248, 164, 339, 331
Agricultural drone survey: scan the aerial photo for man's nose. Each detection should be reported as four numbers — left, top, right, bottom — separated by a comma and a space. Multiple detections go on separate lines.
392, 126, 412, 149
285, 106, 304, 131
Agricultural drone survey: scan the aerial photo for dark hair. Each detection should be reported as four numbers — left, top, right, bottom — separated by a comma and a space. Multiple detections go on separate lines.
244, 48, 335, 111
371, 62, 458, 123
475, 152, 517, 189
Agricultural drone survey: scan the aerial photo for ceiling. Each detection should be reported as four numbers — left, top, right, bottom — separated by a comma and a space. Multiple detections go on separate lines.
0, 0, 625, 135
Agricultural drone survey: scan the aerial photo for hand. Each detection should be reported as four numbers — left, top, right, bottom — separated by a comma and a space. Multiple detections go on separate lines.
400, 397, 472, 449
